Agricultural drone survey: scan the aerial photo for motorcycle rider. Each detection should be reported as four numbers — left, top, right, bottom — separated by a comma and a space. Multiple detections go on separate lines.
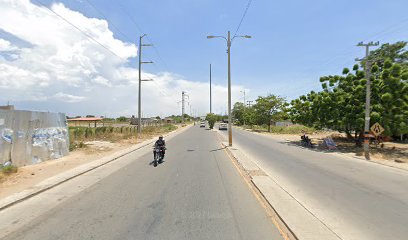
154, 135, 166, 159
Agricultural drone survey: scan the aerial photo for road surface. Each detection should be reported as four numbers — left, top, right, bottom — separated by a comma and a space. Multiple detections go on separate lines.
5, 126, 283, 240
219, 126, 408, 240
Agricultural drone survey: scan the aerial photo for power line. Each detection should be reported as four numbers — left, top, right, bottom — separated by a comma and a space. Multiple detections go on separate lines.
233, 0, 254, 37
116, 1, 171, 72
83, 0, 133, 43
82, 0, 157, 64
32, 0, 124, 60
85, 1, 173, 95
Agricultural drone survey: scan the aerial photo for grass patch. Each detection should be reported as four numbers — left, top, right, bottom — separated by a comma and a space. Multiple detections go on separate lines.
69, 141, 87, 151
1, 165, 18, 174
68, 124, 178, 151
0, 165, 18, 182
242, 124, 316, 134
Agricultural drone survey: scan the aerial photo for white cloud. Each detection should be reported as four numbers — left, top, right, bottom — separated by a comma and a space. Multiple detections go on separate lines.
0, 39, 18, 51
53, 92, 87, 103
0, 0, 244, 117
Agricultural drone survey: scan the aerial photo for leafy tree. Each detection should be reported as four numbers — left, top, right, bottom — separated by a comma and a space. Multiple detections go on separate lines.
290, 42, 408, 140
116, 116, 128, 122
252, 94, 288, 132
232, 102, 246, 124
205, 113, 218, 129
232, 102, 256, 125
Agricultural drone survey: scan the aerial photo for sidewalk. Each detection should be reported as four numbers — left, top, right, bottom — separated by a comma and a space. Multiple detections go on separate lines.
217, 130, 341, 240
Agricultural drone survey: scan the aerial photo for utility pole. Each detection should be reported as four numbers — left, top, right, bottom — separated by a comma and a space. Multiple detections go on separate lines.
227, 31, 232, 146
137, 34, 153, 136
181, 91, 188, 124
240, 90, 246, 105
207, 31, 251, 146
210, 64, 212, 114
247, 100, 253, 107
356, 41, 379, 160
240, 90, 246, 125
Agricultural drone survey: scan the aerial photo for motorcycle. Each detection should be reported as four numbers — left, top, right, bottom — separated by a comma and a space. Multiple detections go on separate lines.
153, 146, 165, 167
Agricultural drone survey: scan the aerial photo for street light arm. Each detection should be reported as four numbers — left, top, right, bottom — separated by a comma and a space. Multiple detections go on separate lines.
207, 35, 228, 42
231, 35, 252, 42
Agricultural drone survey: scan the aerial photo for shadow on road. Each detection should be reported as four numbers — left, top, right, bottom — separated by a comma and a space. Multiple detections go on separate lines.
149, 160, 165, 167
210, 147, 226, 152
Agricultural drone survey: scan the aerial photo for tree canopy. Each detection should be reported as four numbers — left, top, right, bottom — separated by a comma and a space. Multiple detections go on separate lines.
290, 42, 408, 138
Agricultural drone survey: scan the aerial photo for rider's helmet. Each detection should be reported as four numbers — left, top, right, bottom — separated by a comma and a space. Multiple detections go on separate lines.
159, 135, 163, 140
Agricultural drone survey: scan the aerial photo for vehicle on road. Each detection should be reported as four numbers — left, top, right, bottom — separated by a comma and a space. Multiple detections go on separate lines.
200, 121, 206, 128
219, 123, 228, 130
153, 146, 165, 167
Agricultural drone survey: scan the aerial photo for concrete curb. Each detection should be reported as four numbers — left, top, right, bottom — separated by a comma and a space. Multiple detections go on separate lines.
0, 125, 192, 212
218, 135, 341, 240
243, 128, 408, 172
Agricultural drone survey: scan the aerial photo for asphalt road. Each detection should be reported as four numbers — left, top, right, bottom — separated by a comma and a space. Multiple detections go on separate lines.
5, 126, 283, 240
219, 126, 408, 240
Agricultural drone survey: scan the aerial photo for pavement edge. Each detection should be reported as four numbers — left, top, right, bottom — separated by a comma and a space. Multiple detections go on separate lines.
216, 130, 341, 240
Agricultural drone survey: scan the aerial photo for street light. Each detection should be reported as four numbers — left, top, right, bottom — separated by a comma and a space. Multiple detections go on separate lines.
207, 31, 251, 146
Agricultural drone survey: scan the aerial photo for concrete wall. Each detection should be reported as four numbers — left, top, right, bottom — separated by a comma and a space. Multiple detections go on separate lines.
0, 110, 69, 167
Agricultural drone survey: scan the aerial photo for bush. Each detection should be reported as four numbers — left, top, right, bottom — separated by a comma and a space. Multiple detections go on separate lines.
206, 113, 217, 129
1, 165, 18, 174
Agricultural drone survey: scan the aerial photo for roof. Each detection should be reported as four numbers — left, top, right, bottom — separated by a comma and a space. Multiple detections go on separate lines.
67, 117, 103, 121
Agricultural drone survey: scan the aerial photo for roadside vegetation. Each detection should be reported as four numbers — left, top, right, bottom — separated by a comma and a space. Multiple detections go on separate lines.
290, 42, 408, 141
69, 124, 177, 151
228, 42, 407, 162
241, 124, 316, 134
232, 42, 407, 143
0, 165, 18, 183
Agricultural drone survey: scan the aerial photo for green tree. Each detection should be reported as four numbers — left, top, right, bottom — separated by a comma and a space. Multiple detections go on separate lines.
116, 116, 128, 122
253, 94, 287, 132
205, 113, 218, 129
290, 42, 408, 140
232, 102, 256, 125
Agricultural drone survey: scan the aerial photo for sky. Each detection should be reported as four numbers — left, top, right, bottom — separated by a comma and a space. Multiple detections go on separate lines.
0, 0, 407, 118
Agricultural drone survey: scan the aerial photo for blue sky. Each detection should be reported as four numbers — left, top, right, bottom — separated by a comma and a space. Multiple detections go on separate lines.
0, 0, 407, 116
58, 0, 408, 96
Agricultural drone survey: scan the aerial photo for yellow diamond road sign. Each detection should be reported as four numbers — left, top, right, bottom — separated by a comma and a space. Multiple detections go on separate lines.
370, 122, 384, 136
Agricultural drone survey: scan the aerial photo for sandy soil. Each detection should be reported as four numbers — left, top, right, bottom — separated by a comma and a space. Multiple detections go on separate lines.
0, 140, 135, 199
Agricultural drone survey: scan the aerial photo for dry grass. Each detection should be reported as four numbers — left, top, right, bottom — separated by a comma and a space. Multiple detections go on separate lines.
69, 124, 178, 152
0, 166, 18, 184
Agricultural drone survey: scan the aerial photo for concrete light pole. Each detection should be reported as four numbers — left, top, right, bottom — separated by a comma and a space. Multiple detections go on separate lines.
356, 41, 379, 160
207, 31, 251, 146
210, 64, 212, 114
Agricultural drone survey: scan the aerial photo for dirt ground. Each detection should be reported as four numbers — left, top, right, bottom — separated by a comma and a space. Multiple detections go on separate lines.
0, 140, 135, 199
244, 129, 408, 170
0, 125, 182, 199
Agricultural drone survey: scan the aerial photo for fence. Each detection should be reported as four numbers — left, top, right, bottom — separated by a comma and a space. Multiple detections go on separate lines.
0, 110, 69, 167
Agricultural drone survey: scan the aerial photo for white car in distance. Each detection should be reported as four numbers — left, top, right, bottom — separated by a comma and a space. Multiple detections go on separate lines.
219, 123, 227, 130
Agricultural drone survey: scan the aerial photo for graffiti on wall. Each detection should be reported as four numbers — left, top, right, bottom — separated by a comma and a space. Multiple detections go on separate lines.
1, 128, 13, 144
32, 127, 69, 163
0, 110, 69, 167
